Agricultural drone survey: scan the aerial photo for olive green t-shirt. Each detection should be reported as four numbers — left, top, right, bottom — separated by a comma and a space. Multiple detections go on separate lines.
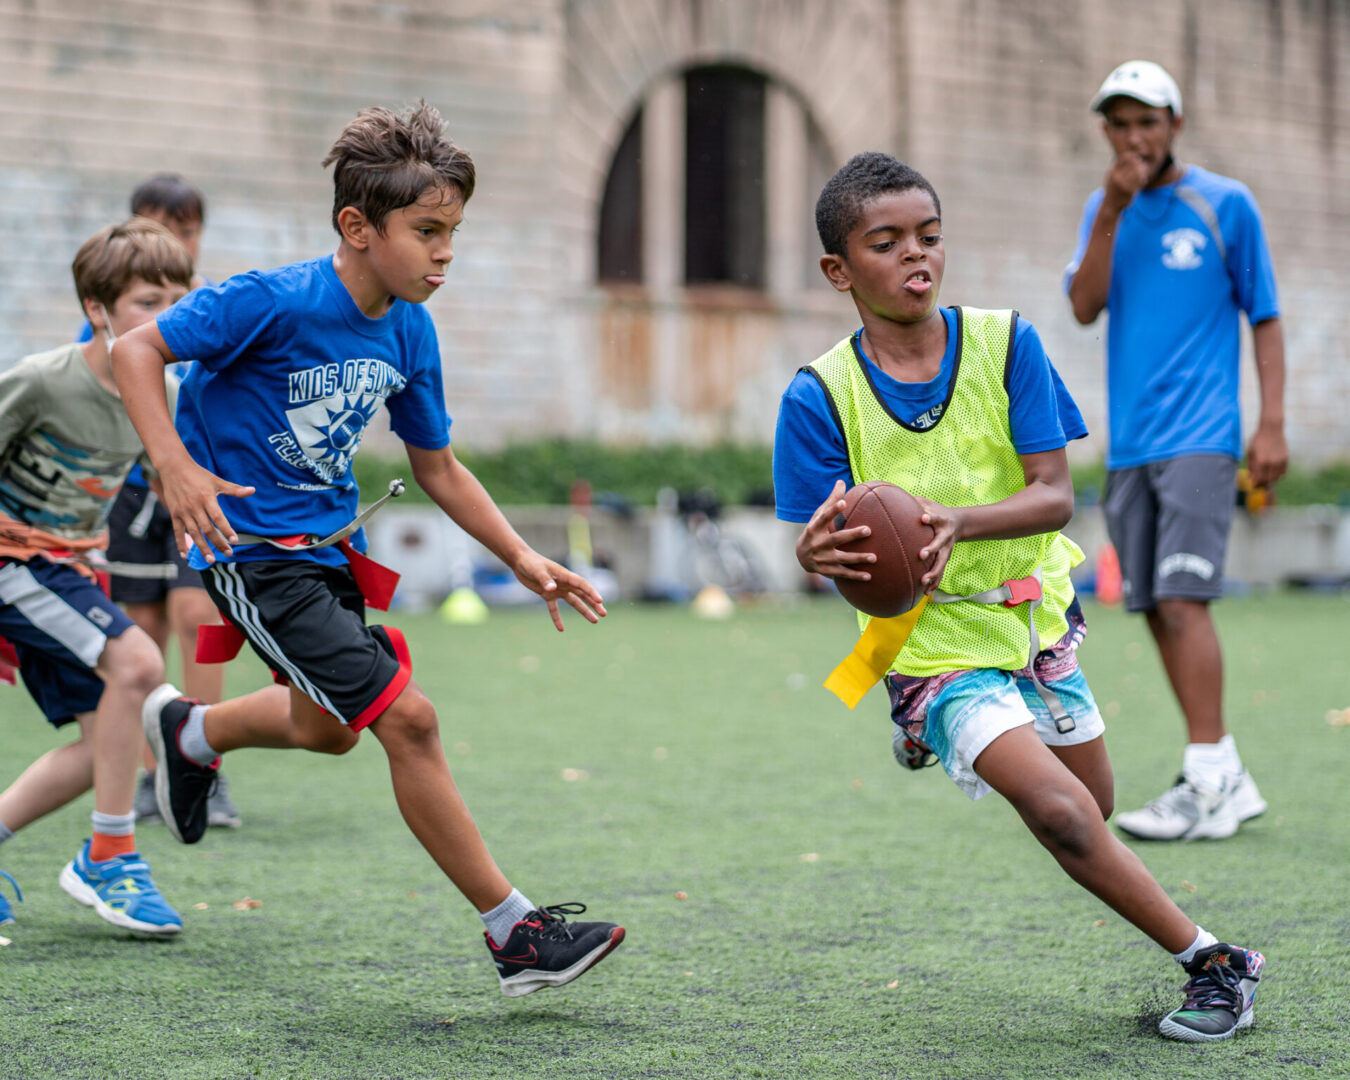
0, 343, 153, 541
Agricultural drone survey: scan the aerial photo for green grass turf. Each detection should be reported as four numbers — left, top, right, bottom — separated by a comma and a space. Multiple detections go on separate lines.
1, 591, 1348, 1079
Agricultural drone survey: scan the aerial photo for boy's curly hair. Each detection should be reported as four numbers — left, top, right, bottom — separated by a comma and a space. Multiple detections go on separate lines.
815, 152, 941, 257
322, 101, 475, 234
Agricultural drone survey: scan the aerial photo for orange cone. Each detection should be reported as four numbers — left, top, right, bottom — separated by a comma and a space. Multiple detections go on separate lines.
1095, 543, 1122, 605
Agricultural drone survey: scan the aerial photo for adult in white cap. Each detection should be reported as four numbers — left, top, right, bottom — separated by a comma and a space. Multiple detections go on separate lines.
1065, 62, 1286, 847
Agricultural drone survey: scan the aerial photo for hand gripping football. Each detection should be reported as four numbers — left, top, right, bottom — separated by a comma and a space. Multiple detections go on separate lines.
831, 481, 935, 618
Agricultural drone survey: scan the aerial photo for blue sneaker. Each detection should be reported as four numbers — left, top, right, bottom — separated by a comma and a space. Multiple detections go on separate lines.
0, 869, 21, 926
58, 840, 182, 936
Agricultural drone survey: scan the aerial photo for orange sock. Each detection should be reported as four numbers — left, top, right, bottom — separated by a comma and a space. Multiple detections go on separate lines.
89, 830, 135, 862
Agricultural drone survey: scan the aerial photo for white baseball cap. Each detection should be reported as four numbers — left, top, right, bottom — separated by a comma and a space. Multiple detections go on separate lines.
1090, 60, 1183, 116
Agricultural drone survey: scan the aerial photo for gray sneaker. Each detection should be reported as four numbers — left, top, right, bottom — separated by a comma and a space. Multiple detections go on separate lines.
133, 770, 162, 824
207, 772, 243, 829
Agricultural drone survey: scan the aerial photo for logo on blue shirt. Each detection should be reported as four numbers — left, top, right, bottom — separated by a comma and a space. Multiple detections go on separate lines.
270, 358, 408, 483
1161, 228, 1207, 271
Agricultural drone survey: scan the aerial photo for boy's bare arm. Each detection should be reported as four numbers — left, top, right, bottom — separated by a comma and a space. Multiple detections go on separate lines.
405, 442, 605, 631
915, 448, 1075, 591
111, 321, 254, 561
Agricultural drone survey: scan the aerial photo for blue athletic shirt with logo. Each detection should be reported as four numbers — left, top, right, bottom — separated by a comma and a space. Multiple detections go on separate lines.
157, 256, 450, 569
1064, 165, 1279, 470
773, 306, 1086, 522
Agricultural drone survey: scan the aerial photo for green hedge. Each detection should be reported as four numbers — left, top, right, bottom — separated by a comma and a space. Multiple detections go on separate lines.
354, 442, 1350, 508
354, 440, 774, 508
1071, 459, 1350, 508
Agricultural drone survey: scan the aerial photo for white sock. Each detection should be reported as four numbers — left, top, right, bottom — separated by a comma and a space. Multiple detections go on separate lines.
91, 810, 135, 837
481, 888, 534, 948
179, 704, 220, 767
1182, 738, 1240, 788
1172, 926, 1220, 966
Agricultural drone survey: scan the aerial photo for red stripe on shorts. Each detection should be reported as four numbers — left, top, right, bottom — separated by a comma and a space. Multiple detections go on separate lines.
348, 625, 412, 732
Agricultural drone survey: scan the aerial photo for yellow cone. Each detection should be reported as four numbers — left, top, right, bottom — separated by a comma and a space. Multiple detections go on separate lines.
440, 586, 489, 625
692, 585, 734, 619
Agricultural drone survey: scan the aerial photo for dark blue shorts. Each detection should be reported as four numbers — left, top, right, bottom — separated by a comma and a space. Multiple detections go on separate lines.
0, 556, 135, 726
106, 484, 203, 604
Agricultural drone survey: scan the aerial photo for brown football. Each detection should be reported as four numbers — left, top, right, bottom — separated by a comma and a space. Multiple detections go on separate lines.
831, 481, 935, 618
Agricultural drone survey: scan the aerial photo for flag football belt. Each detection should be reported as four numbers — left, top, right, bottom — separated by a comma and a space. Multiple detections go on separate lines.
196, 479, 406, 664
930, 569, 1075, 733
100, 561, 180, 580
824, 568, 1075, 734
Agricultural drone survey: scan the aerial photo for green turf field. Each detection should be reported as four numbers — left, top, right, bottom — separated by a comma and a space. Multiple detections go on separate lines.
1, 591, 1347, 1079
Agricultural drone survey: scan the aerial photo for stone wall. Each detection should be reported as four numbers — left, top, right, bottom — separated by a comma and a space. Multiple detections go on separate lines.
1, 0, 1346, 464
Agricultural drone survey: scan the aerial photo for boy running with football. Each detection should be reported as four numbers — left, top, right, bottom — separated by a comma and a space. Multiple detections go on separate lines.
111, 102, 624, 998
772, 152, 1264, 1042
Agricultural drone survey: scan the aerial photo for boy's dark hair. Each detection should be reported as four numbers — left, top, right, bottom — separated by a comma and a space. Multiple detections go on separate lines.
815, 152, 942, 257
130, 173, 206, 224
72, 218, 194, 310
321, 101, 475, 235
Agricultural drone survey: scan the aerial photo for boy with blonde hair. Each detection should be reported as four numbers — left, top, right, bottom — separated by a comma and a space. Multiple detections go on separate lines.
0, 218, 191, 934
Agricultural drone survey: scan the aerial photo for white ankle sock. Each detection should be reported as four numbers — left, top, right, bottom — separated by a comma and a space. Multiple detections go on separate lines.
179, 704, 220, 766
482, 888, 534, 948
1172, 926, 1219, 966
1182, 736, 1241, 787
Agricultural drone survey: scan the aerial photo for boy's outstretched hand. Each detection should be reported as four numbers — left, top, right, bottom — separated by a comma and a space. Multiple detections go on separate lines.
794, 480, 875, 581
159, 459, 255, 563
512, 551, 607, 631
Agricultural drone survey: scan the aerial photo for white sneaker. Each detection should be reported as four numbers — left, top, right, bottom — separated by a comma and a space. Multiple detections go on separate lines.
1115, 771, 1262, 841
1227, 771, 1267, 823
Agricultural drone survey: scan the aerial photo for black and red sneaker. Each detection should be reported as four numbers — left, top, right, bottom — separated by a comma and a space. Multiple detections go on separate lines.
486, 902, 625, 998
141, 683, 217, 845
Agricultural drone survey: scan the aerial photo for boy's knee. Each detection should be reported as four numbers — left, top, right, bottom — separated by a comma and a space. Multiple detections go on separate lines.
1024, 788, 1097, 856
1150, 598, 1207, 636
373, 689, 439, 746
105, 633, 164, 694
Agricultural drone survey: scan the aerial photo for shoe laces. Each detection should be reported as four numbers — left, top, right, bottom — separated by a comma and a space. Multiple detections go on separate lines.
521, 902, 588, 941
0, 869, 21, 903
1180, 949, 1243, 1015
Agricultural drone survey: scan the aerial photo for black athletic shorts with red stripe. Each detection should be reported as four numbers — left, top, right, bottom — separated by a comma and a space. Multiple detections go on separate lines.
201, 558, 410, 730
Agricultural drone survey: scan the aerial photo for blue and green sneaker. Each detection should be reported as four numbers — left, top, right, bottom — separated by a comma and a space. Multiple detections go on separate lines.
1159, 943, 1264, 1042
0, 869, 21, 926
58, 840, 182, 936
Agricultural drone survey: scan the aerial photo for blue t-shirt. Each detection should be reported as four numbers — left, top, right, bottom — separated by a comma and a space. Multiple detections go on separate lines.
158, 256, 450, 568
1064, 165, 1279, 470
773, 307, 1087, 522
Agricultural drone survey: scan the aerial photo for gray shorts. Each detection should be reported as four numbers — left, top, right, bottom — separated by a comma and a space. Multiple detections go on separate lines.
1102, 454, 1237, 612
